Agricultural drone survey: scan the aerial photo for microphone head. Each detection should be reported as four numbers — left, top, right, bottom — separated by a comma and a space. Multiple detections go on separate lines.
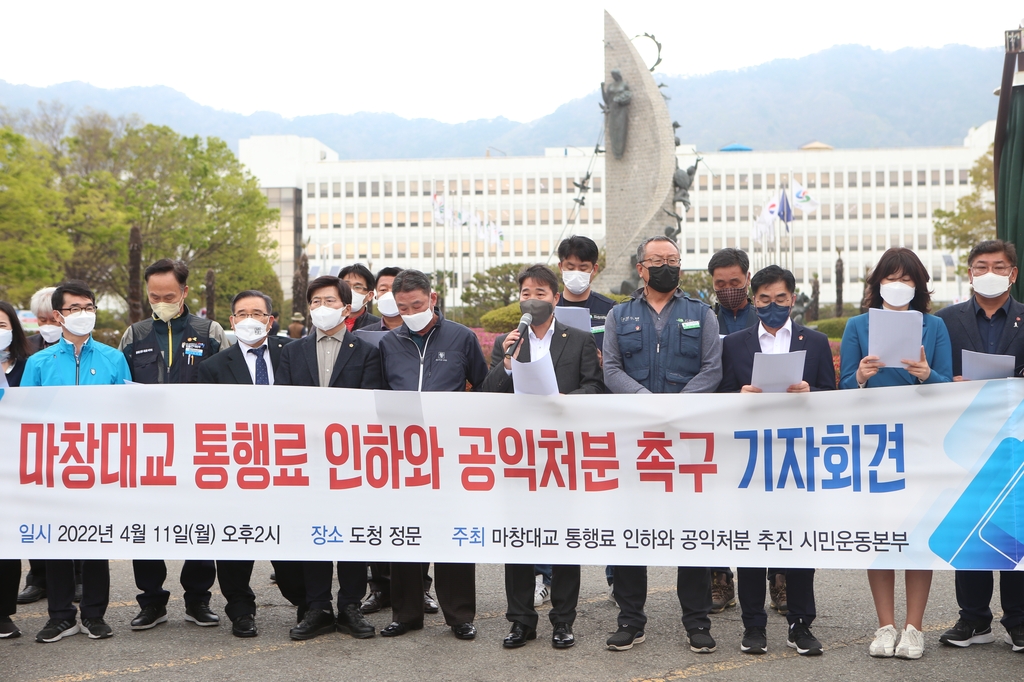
519, 313, 532, 326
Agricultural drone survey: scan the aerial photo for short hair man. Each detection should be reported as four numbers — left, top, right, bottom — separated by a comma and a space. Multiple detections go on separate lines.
196, 290, 290, 638
374, 266, 404, 331
708, 248, 757, 335
480, 264, 604, 651
378, 269, 488, 640
936, 239, 1024, 651
719, 265, 834, 657
556, 235, 616, 354
27, 286, 61, 352
118, 259, 227, 631
272, 275, 381, 641
339, 263, 381, 331
602, 236, 722, 654
21, 280, 131, 643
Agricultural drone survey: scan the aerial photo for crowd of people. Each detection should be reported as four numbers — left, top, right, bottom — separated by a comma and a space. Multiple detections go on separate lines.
1, 234, 1022, 662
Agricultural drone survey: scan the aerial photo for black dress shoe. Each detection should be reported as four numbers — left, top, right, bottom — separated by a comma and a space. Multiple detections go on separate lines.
503, 622, 536, 648
232, 614, 258, 638
131, 604, 168, 630
73, 584, 83, 604
380, 620, 423, 637
289, 609, 336, 641
423, 591, 439, 614
184, 602, 220, 626
452, 622, 477, 640
552, 622, 575, 649
17, 585, 45, 604
360, 590, 390, 614
269, 572, 276, 583
337, 604, 375, 639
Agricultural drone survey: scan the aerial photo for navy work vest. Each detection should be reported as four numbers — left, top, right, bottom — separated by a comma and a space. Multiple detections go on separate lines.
127, 315, 214, 384
615, 294, 707, 393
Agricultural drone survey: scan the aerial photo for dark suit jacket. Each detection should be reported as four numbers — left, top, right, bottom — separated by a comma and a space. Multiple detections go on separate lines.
935, 296, 1024, 377
276, 329, 383, 389
197, 336, 288, 385
351, 310, 381, 331
480, 320, 605, 394
719, 322, 836, 393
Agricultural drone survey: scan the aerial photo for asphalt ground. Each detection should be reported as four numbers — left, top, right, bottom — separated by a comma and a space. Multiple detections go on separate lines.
2, 562, 1022, 682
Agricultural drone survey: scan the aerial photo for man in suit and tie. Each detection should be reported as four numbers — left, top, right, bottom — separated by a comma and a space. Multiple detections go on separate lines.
936, 239, 1024, 652
480, 264, 604, 650
718, 265, 834, 656
272, 275, 382, 642
196, 290, 288, 638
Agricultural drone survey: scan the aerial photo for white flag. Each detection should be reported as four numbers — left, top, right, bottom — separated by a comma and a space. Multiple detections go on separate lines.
753, 194, 780, 243
791, 181, 820, 213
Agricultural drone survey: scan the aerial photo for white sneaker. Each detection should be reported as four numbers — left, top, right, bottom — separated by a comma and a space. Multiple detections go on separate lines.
869, 624, 898, 657
895, 624, 924, 659
533, 574, 550, 607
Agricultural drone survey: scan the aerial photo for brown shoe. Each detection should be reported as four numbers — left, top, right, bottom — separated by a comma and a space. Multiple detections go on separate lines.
710, 571, 736, 613
769, 573, 788, 615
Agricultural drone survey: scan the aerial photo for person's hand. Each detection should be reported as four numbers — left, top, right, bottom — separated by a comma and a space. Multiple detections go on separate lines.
953, 375, 966, 382
856, 355, 884, 385
787, 381, 810, 393
901, 346, 931, 382
740, 385, 762, 394
502, 330, 522, 370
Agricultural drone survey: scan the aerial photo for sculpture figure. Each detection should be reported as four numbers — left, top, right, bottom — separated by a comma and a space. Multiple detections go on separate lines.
601, 69, 632, 159
672, 156, 699, 211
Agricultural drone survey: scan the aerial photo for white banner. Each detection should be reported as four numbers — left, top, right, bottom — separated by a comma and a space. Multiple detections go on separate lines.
2, 381, 1024, 570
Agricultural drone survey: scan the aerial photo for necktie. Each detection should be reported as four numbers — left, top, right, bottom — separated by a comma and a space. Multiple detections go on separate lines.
249, 346, 269, 385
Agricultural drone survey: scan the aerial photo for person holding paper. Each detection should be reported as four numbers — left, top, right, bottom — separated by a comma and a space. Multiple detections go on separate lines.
479, 264, 604, 651
838, 247, 952, 660
718, 266, 832, 656
934, 239, 1024, 653
556, 235, 617, 356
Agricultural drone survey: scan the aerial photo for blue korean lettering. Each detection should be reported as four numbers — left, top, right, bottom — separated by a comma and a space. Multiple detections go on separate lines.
866, 423, 906, 493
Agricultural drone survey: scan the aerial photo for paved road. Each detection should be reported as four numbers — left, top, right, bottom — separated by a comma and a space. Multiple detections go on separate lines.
2, 562, 1021, 681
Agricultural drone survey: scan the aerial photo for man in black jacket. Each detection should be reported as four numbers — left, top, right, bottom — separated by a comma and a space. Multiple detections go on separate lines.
196, 290, 288, 638
340, 263, 382, 331
273, 275, 381, 641
378, 269, 488, 640
481, 264, 604, 651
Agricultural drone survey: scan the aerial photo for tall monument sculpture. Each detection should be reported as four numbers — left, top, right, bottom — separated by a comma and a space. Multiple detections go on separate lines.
596, 11, 678, 295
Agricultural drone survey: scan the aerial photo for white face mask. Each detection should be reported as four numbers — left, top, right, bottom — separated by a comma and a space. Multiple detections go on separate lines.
152, 300, 182, 323
234, 318, 268, 346
349, 291, 366, 314
0, 329, 12, 351
60, 311, 96, 337
879, 281, 916, 308
38, 324, 62, 343
972, 272, 1011, 299
376, 291, 400, 318
561, 270, 592, 296
309, 305, 345, 332
402, 308, 434, 332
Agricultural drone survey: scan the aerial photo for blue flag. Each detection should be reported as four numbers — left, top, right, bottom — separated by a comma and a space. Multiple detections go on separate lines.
778, 189, 794, 232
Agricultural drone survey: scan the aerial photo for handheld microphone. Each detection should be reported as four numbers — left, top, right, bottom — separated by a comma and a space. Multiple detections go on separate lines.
504, 313, 532, 358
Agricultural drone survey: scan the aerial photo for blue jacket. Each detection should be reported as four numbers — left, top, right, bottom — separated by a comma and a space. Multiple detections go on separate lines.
838, 311, 953, 389
21, 336, 132, 387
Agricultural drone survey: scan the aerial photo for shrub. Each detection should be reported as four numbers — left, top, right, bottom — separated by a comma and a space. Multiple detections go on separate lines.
815, 317, 850, 340
480, 302, 523, 332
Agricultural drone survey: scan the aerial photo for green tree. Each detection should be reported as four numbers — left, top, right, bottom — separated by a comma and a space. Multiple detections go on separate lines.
460, 263, 531, 310
678, 270, 715, 304
933, 145, 995, 271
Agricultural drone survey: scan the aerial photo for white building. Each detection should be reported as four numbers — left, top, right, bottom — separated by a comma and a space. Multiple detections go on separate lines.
240, 121, 994, 305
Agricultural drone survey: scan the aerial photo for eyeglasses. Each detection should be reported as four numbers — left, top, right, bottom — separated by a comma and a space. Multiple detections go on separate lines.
970, 265, 1014, 276
232, 312, 269, 320
61, 305, 97, 314
642, 257, 681, 268
348, 284, 369, 293
310, 297, 340, 307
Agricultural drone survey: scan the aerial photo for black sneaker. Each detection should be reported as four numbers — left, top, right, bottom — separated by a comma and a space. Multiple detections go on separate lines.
787, 623, 823, 656
0, 616, 21, 639
81, 617, 113, 639
687, 627, 716, 653
1005, 624, 1024, 652
131, 604, 168, 630
940, 618, 994, 647
184, 602, 220, 627
606, 624, 645, 651
740, 626, 767, 654
35, 618, 80, 643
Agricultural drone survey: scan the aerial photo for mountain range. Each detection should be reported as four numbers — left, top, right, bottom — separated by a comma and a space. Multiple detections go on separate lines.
0, 44, 1004, 158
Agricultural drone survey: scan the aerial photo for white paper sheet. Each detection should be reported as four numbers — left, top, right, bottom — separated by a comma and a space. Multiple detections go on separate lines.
511, 352, 559, 395
962, 350, 1016, 381
867, 308, 924, 367
353, 330, 389, 348
554, 306, 592, 332
750, 350, 807, 393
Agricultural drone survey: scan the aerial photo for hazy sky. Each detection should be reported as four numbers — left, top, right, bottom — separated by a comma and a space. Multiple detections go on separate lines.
2, 1, 1020, 123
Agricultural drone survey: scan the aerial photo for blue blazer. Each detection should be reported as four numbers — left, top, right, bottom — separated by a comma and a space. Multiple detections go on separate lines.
935, 297, 1024, 377
838, 311, 953, 389
719, 322, 836, 392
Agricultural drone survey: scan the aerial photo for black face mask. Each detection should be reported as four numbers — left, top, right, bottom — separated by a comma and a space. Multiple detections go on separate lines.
520, 298, 554, 324
646, 264, 680, 293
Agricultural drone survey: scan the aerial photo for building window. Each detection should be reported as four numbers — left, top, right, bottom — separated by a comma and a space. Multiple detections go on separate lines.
699, 206, 708, 222
903, 170, 913, 186
863, 171, 872, 187
821, 204, 830, 219
822, 172, 831, 188
808, 235, 817, 251
726, 205, 735, 221
959, 169, 969, 185
358, 182, 367, 197
540, 209, 549, 225
918, 202, 928, 218
904, 202, 913, 218
320, 183, 327, 198
514, 209, 522, 225
917, 170, 926, 186
346, 182, 354, 198
554, 208, 563, 223
369, 181, 378, 197
307, 183, 315, 198
552, 178, 561, 194
527, 178, 536, 194
699, 175, 708, 190
332, 213, 341, 228
397, 180, 405, 197
726, 174, 735, 190
579, 208, 589, 223
712, 206, 722, 222
712, 175, 721, 190
501, 210, 509, 226
475, 179, 484, 195
539, 178, 549, 194
918, 234, 929, 249
345, 213, 354, 228
358, 212, 367, 226
527, 209, 536, 225
593, 176, 601, 192
931, 170, 940, 186
945, 169, 954, 185
501, 178, 510, 195
384, 212, 393, 227
409, 211, 419, 227
739, 174, 748, 189
753, 173, 762, 189
332, 182, 341, 198
847, 171, 856, 187
592, 208, 602, 224
397, 212, 406, 227
807, 172, 816, 189
488, 178, 497, 195
686, 237, 695, 253
766, 174, 775, 189
890, 203, 899, 218
514, 178, 523, 194
740, 205, 749, 220
384, 181, 392, 197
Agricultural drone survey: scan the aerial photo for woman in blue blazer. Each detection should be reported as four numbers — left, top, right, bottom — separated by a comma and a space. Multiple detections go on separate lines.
839, 248, 952, 661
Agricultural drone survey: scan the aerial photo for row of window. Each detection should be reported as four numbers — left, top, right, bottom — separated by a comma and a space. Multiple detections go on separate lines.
692, 201, 956, 222
695, 169, 970, 191
307, 240, 562, 262
305, 208, 602, 229
305, 176, 603, 199
684, 233, 935, 253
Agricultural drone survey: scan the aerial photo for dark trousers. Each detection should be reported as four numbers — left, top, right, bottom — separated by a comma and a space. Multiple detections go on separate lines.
216, 560, 255, 621
0, 560, 20, 618
392, 562, 474, 626
270, 560, 366, 615
956, 570, 1024, 630
45, 559, 108, 621
612, 565, 712, 631
25, 559, 83, 588
738, 567, 815, 628
505, 564, 579, 630
132, 559, 215, 608
368, 562, 432, 597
